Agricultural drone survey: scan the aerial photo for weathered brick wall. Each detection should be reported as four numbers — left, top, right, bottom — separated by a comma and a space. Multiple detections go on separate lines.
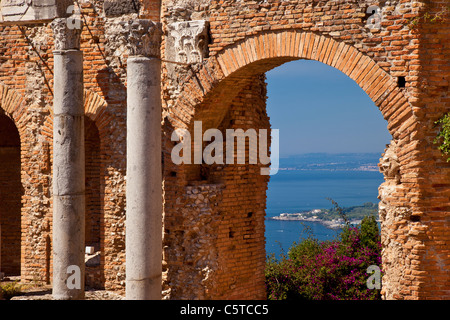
212, 75, 270, 299
376, 0, 450, 300
401, 0, 450, 299
162, 0, 449, 300
162, 73, 270, 299
0, 0, 142, 290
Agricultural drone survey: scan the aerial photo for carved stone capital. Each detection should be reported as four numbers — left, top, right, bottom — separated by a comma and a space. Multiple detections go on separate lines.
167, 20, 209, 64
127, 19, 162, 57
51, 17, 82, 51
105, 18, 162, 58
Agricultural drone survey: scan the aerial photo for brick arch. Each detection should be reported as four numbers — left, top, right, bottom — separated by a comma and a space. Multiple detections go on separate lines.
171, 30, 414, 141
0, 83, 27, 277
164, 29, 424, 299
82, 90, 111, 289
83, 90, 113, 131
0, 82, 28, 141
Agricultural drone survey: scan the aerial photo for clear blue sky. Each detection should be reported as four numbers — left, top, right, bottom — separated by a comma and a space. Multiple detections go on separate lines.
266, 60, 392, 157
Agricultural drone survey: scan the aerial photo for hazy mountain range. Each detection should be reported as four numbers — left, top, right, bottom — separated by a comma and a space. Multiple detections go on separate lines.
278, 153, 381, 172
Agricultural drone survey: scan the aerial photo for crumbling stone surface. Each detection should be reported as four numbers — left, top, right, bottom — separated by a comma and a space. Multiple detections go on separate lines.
162, 184, 222, 300
163, 0, 210, 23
379, 141, 401, 184
104, 0, 140, 17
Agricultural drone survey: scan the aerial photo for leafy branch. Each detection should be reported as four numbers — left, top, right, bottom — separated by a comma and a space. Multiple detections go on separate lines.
407, 4, 449, 29
434, 113, 450, 162
326, 198, 350, 226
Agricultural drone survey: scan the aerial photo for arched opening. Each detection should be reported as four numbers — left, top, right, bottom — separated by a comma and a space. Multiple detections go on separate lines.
85, 117, 101, 250
164, 30, 413, 299
84, 116, 103, 288
0, 112, 22, 277
265, 59, 392, 258
199, 58, 392, 299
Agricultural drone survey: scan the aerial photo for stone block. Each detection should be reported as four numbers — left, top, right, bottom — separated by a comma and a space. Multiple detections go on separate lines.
85, 246, 95, 255
0, 0, 73, 24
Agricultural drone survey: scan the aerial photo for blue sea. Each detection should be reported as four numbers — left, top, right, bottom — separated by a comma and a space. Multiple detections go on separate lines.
265, 168, 384, 258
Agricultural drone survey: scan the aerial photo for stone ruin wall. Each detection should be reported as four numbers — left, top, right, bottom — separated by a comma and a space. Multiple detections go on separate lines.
0, 0, 158, 292
161, 73, 270, 299
0, 0, 449, 299
161, 0, 450, 299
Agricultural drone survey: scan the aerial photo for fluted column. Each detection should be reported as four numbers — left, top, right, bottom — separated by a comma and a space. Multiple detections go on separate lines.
51, 18, 85, 300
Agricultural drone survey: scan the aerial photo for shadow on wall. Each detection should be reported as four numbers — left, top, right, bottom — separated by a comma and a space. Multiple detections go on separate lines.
0, 112, 22, 277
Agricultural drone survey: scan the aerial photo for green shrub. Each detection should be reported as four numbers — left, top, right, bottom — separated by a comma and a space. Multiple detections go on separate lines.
0, 281, 22, 300
265, 219, 382, 300
288, 237, 321, 263
360, 215, 380, 251
434, 113, 450, 162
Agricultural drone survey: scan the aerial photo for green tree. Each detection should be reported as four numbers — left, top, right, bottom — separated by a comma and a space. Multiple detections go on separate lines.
360, 215, 380, 252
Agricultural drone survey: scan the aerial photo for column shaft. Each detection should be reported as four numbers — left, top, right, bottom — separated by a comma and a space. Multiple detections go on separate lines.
126, 57, 162, 300
52, 49, 85, 300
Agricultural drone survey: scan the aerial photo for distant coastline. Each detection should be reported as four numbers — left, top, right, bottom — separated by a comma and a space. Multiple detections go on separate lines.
267, 202, 380, 230
276, 153, 381, 172
268, 210, 349, 229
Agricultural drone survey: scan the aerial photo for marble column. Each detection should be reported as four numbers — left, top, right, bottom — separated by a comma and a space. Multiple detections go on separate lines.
51, 18, 85, 300
124, 19, 163, 300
